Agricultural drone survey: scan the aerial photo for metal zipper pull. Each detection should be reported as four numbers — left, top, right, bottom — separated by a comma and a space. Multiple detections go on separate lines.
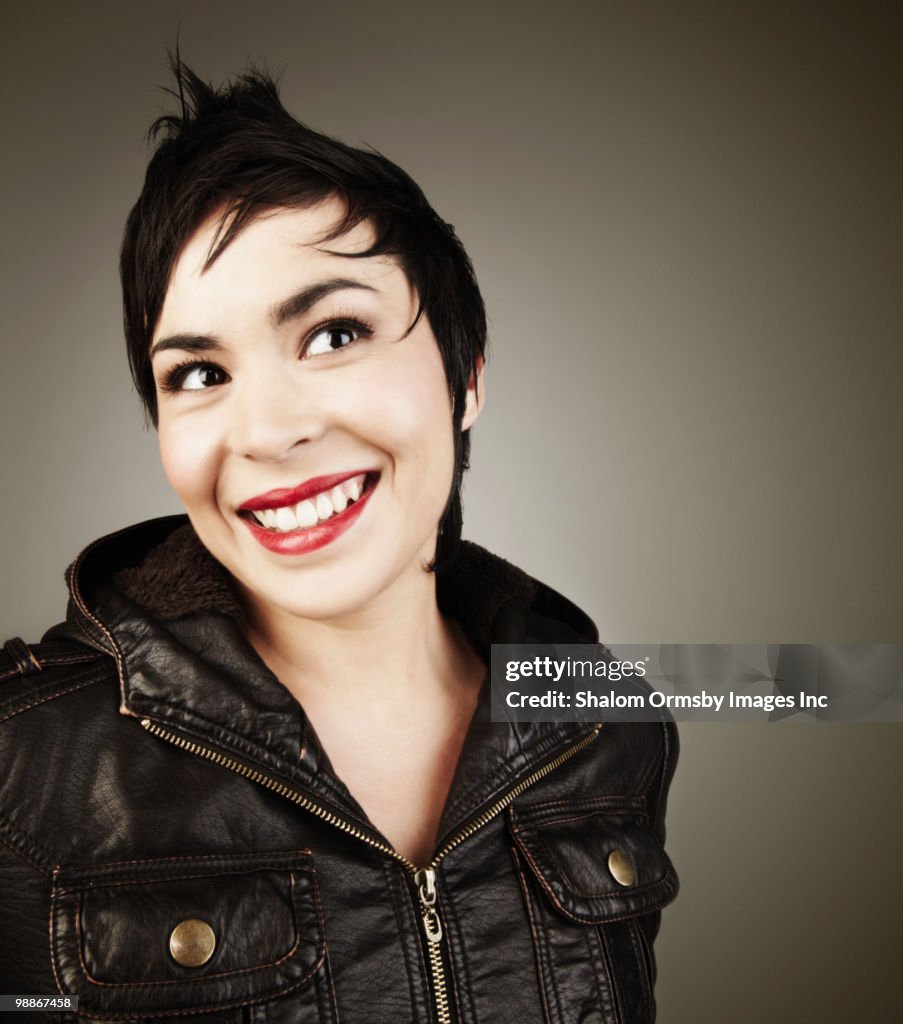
415, 867, 443, 942
414, 867, 450, 1022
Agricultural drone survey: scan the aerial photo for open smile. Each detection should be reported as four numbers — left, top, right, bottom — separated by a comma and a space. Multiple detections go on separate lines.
238, 471, 379, 555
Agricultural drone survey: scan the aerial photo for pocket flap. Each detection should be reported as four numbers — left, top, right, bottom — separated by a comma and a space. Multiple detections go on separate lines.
51, 850, 324, 1019
509, 798, 678, 924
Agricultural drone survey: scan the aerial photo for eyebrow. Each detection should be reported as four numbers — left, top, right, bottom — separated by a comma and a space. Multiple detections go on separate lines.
149, 334, 224, 361
270, 278, 378, 327
150, 278, 378, 359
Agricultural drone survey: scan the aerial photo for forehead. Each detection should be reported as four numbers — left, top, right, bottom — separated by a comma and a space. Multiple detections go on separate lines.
155, 199, 404, 338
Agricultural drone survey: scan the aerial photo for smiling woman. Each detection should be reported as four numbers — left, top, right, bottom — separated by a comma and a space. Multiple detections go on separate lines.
0, 60, 677, 1023
152, 204, 478, 626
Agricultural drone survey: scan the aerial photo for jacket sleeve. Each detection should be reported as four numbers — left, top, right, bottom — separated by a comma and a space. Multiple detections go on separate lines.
651, 716, 680, 848
639, 714, 679, 960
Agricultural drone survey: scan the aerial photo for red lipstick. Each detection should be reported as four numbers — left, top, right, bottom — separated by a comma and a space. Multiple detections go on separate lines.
239, 470, 372, 512
238, 472, 378, 556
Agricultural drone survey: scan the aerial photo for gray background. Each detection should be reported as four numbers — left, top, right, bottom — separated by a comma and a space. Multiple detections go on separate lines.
2, 2, 901, 1020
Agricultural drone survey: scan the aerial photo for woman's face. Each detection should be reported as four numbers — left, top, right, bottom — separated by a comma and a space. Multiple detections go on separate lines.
151, 200, 482, 624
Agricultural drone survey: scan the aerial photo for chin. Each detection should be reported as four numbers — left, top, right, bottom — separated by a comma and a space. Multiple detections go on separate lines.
234, 544, 436, 626
189, 503, 442, 625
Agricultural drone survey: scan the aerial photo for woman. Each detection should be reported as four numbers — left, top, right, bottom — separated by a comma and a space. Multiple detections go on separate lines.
0, 62, 678, 1023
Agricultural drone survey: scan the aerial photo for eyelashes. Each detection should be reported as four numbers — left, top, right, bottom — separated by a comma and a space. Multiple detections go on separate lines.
303, 308, 376, 351
157, 359, 227, 394
303, 312, 375, 358
155, 311, 377, 395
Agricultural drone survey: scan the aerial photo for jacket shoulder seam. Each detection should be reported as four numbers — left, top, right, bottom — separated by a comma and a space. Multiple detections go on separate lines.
1, 635, 107, 680
0, 665, 114, 726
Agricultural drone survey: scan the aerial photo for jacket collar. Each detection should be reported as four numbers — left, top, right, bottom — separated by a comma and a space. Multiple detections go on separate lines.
66, 515, 599, 846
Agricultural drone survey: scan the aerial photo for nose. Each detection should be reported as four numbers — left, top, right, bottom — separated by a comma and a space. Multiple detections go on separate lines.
227, 362, 326, 462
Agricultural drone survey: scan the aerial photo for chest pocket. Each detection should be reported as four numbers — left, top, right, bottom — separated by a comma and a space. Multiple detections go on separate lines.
51, 850, 336, 1023
508, 798, 678, 1024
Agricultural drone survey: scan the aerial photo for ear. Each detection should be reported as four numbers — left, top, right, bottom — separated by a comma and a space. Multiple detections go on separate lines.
461, 356, 486, 431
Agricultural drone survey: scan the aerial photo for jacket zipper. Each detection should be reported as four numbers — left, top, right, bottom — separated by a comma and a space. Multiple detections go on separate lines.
415, 867, 450, 1024
140, 716, 600, 1023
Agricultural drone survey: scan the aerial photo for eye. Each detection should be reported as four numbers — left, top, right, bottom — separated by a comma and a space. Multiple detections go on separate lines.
304, 324, 360, 358
181, 365, 228, 390
159, 362, 229, 394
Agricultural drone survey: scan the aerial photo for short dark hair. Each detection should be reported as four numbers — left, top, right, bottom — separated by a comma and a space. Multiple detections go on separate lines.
121, 59, 486, 568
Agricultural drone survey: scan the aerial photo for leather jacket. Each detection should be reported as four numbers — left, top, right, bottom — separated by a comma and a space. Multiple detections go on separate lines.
0, 516, 678, 1023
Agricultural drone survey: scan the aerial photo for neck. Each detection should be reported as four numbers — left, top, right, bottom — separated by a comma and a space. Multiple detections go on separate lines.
240, 561, 483, 712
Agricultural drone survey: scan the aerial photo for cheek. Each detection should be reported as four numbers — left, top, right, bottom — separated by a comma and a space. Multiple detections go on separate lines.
157, 417, 220, 510
370, 358, 456, 497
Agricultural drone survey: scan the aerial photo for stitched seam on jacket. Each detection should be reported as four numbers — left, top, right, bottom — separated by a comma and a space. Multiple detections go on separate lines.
69, 975, 324, 1021
628, 919, 652, 1022
59, 866, 313, 891
0, 811, 58, 875
314, 945, 341, 1024
57, 849, 314, 873
381, 859, 422, 1021
512, 846, 556, 1024
2, 640, 43, 675
583, 923, 614, 1022
651, 720, 675, 841
592, 925, 622, 1024
35, 652, 103, 666
306, 858, 337, 1023
55, 854, 315, 888
73, 614, 109, 658
72, 874, 302, 986
514, 842, 671, 922
634, 723, 665, 799
57, 860, 317, 1003
136, 700, 369, 817
438, 870, 474, 1024
510, 794, 646, 824
517, 833, 669, 900
440, 730, 594, 835
0, 648, 95, 680
0, 662, 21, 682
511, 809, 649, 831
0, 670, 110, 723
49, 878, 64, 1003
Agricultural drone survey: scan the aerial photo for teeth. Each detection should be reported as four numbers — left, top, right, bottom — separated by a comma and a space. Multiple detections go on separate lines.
330, 484, 348, 513
275, 506, 298, 532
295, 498, 318, 527
250, 473, 370, 532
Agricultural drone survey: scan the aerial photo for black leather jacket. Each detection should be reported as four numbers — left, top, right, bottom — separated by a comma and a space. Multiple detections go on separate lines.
0, 516, 678, 1023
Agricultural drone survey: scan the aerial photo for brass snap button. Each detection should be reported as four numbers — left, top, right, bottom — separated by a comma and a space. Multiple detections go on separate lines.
608, 848, 636, 887
169, 918, 216, 967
